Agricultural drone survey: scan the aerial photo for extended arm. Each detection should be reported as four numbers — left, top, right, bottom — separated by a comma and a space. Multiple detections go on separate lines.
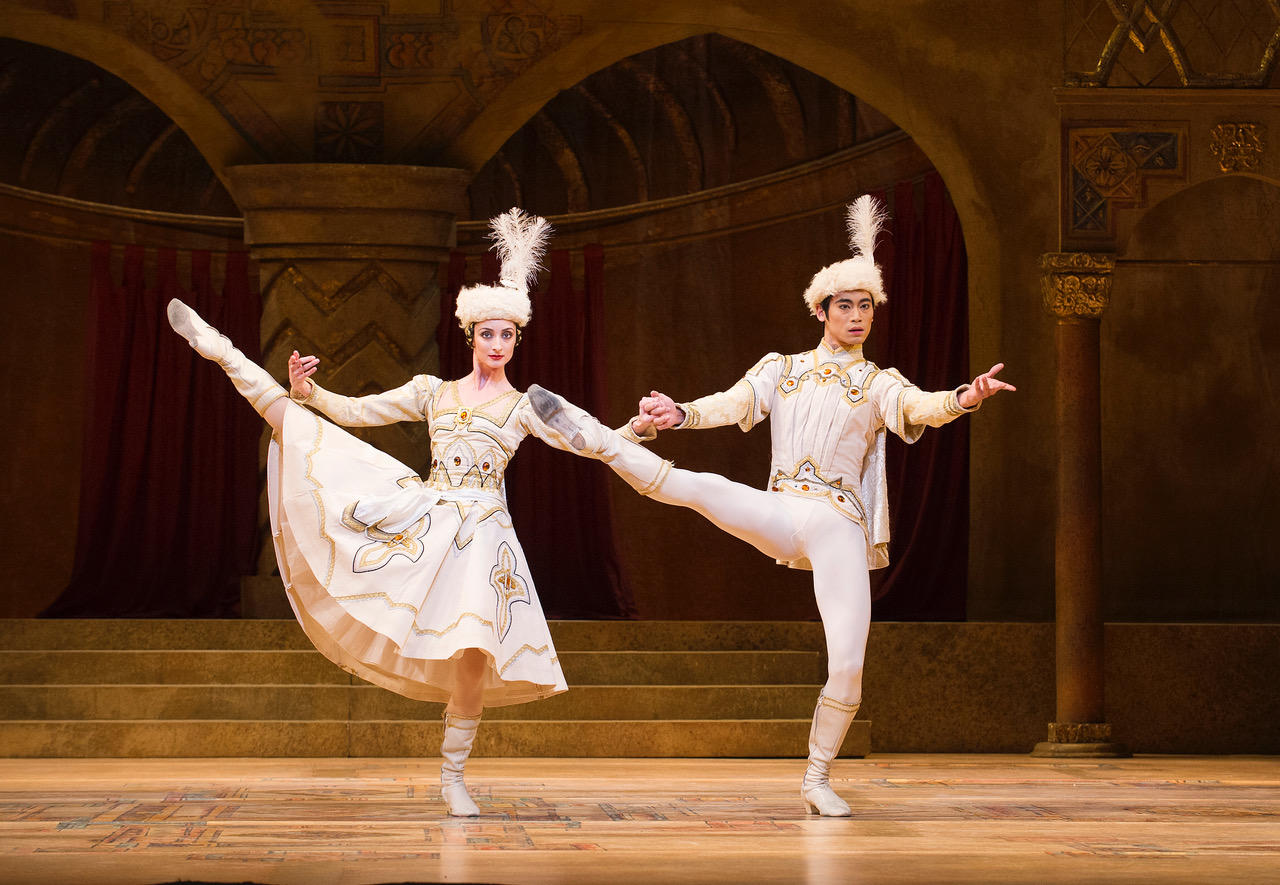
883, 363, 1015, 438
287, 351, 435, 426
638, 353, 781, 435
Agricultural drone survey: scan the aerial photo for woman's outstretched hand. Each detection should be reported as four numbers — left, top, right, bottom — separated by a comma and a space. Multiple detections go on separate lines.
288, 351, 319, 398
958, 363, 1016, 409
630, 410, 656, 436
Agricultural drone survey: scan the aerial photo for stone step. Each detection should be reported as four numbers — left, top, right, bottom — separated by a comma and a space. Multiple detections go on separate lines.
0, 619, 827, 652
0, 719, 869, 758
0, 650, 826, 686
0, 684, 823, 721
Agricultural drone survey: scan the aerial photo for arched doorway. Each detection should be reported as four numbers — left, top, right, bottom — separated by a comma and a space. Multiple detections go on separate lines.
1104, 174, 1280, 619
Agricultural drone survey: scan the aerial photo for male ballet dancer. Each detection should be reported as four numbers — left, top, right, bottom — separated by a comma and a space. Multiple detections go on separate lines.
526, 195, 1014, 815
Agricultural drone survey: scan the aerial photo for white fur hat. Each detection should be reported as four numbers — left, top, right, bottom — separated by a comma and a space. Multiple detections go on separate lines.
802, 194, 889, 316
455, 208, 553, 329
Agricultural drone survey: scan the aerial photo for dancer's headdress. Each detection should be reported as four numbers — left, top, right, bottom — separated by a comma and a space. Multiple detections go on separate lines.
455, 208, 553, 329
802, 194, 889, 316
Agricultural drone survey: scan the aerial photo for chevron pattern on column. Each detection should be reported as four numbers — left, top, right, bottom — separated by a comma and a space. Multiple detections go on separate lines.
258, 258, 442, 471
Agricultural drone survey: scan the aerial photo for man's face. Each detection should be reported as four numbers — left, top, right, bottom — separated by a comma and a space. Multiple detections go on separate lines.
818, 290, 874, 348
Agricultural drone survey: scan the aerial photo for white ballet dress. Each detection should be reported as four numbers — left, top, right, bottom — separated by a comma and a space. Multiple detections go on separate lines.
267, 374, 569, 706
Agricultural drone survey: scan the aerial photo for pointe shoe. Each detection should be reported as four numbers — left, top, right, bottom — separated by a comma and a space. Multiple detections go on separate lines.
440, 712, 482, 817
166, 297, 287, 417
527, 384, 672, 496
801, 693, 858, 817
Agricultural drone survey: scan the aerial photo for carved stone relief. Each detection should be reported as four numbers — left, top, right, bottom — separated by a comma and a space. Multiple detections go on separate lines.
1209, 121, 1267, 172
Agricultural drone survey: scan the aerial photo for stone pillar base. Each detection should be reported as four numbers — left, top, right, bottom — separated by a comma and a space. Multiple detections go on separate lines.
1031, 721, 1130, 757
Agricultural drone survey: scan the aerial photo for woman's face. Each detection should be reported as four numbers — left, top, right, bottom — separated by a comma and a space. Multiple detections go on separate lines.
473, 319, 519, 370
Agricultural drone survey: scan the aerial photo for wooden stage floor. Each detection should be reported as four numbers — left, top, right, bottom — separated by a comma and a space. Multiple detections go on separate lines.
0, 755, 1276, 884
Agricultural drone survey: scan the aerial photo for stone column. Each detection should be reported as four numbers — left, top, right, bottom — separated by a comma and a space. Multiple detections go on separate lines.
1032, 253, 1129, 757
225, 163, 470, 585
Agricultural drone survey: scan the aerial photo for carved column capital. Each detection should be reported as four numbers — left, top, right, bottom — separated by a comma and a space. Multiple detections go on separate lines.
1040, 252, 1115, 319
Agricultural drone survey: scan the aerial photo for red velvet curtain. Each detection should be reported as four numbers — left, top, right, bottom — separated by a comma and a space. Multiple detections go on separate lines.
42, 244, 261, 617
441, 245, 635, 618
869, 172, 970, 619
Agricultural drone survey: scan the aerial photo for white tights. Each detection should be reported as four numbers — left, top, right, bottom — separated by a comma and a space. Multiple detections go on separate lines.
650, 468, 871, 705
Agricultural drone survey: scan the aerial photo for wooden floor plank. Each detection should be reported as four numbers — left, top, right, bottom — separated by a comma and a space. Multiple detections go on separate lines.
0, 754, 1276, 883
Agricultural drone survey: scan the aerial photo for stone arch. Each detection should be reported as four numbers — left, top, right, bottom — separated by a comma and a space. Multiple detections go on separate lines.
0, 8, 259, 188
446, 4, 1000, 340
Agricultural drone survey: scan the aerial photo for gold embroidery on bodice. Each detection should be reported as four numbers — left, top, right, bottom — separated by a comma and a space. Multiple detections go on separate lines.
766, 344, 879, 524
427, 381, 524, 494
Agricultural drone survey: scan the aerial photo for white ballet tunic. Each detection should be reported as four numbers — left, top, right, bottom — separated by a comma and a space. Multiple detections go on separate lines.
267, 374, 568, 706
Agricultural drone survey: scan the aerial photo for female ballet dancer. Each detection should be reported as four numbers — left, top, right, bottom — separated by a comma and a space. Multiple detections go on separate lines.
167, 209, 652, 816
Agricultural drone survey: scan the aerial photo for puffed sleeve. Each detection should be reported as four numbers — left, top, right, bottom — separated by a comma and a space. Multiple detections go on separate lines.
674, 352, 783, 433
290, 374, 440, 426
869, 368, 977, 443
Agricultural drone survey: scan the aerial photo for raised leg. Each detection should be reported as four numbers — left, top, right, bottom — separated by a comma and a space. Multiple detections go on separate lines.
167, 298, 289, 429
527, 385, 802, 562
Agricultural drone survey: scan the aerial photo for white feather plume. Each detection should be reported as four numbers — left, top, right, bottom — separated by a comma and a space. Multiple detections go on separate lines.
845, 194, 887, 263
487, 208, 553, 294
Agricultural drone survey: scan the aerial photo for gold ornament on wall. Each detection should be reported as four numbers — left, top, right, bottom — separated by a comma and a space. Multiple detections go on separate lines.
1067, 128, 1185, 241
1040, 253, 1115, 319
1065, 0, 1280, 87
1209, 123, 1266, 173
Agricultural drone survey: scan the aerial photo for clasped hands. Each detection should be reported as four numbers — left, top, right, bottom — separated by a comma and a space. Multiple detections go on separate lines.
629, 391, 683, 436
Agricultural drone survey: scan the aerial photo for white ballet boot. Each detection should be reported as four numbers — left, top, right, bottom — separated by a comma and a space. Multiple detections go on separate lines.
527, 384, 671, 496
166, 298, 288, 417
801, 694, 859, 816
440, 712, 482, 817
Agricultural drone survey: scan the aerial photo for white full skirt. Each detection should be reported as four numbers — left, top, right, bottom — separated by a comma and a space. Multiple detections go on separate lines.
267, 404, 567, 706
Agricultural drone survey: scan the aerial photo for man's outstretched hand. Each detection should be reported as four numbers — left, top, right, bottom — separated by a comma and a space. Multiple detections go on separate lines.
958, 363, 1016, 409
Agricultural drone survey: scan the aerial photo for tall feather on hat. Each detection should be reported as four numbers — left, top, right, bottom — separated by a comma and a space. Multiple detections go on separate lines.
456, 208, 554, 329
802, 194, 889, 316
